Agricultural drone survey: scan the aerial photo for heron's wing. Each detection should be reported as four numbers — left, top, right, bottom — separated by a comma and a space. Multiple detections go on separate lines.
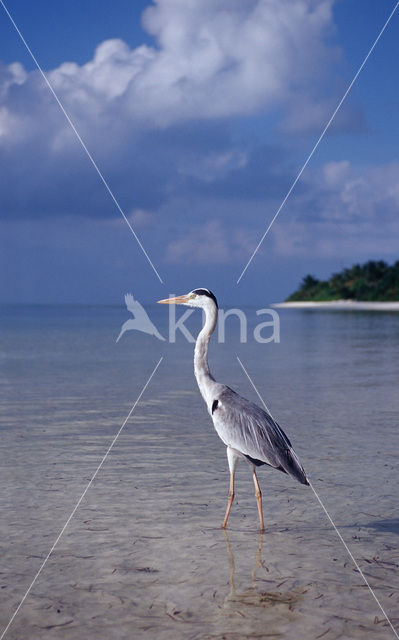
213, 387, 308, 484
213, 387, 288, 465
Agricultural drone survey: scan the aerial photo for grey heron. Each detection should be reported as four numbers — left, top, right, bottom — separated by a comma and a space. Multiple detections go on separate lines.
158, 288, 309, 532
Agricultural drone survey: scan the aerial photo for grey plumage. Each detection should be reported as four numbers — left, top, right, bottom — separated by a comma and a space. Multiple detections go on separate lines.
212, 385, 309, 485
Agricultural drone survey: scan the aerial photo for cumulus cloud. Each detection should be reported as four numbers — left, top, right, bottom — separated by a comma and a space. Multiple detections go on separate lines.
128, 208, 153, 226
271, 160, 399, 258
0, 0, 339, 142
161, 159, 399, 265
134, 0, 338, 125
1, 0, 384, 273
315, 161, 399, 225
43, 0, 338, 127
0, 0, 347, 221
165, 219, 259, 264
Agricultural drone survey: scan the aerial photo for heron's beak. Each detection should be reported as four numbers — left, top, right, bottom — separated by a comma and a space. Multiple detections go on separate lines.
157, 294, 192, 305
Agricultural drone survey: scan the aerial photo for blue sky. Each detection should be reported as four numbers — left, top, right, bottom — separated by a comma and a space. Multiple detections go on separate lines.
0, 0, 398, 305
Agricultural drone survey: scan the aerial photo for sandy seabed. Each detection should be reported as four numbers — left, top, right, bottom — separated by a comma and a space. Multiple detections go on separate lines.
1, 306, 398, 639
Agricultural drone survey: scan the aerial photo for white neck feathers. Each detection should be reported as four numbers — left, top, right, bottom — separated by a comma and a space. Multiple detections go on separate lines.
194, 302, 217, 403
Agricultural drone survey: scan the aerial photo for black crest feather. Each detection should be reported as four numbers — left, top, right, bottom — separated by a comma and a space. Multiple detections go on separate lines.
193, 288, 218, 308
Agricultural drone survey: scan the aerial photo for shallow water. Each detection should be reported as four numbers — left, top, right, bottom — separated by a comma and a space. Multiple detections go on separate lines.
1, 305, 398, 639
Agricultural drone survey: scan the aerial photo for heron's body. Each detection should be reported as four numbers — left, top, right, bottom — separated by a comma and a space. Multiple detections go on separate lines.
158, 288, 308, 531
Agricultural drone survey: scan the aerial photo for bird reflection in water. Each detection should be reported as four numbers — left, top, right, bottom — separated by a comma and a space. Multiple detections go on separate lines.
221, 530, 304, 619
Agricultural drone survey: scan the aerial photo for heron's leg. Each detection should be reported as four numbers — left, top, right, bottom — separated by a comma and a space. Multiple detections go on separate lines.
222, 448, 239, 529
222, 470, 235, 529
252, 469, 264, 533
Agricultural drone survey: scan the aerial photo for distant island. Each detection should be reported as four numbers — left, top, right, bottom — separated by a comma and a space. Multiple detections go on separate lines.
286, 260, 399, 302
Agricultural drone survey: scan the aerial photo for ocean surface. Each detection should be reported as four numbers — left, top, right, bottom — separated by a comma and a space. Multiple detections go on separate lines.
1, 304, 398, 639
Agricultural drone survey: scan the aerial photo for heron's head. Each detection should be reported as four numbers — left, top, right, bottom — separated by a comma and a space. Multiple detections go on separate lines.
158, 288, 218, 309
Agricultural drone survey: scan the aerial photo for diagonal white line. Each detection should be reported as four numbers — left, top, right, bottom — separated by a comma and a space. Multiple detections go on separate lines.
0, 0, 163, 284
236, 356, 274, 416
309, 482, 399, 640
236, 1, 399, 284
236, 355, 399, 639
0, 356, 163, 640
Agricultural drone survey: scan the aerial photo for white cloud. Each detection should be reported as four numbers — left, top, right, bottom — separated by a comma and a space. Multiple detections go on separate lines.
49, 39, 154, 103
133, 0, 337, 124
165, 219, 258, 264
0, 63, 28, 142
319, 161, 399, 224
177, 149, 248, 182
0, 0, 338, 147
129, 208, 153, 226
271, 161, 399, 258
0, 62, 26, 98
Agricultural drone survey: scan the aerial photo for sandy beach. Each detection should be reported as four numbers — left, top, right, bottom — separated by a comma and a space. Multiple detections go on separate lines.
272, 300, 399, 311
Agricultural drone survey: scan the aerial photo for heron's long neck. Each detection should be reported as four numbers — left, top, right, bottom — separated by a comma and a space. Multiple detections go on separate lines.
194, 304, 217, 403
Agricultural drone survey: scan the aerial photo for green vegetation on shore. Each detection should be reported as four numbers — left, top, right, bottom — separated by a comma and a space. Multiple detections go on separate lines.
287, 260, 399, 302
